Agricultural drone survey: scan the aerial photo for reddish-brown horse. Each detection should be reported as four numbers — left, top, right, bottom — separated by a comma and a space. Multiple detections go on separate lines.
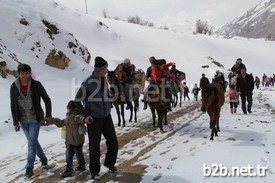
201, 82, 225, 140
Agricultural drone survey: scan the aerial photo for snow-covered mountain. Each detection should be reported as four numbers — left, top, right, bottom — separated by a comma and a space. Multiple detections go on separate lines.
216, 0, 275, 39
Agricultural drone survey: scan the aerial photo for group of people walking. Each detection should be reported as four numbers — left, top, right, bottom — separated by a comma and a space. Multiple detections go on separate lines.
10, 56, 257, 180
10, 57, 118, 180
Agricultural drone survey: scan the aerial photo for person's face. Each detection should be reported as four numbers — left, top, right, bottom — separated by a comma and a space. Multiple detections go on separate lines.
100, 67, 108, 77
241, 69, 246, 76
19, 71, 31, 83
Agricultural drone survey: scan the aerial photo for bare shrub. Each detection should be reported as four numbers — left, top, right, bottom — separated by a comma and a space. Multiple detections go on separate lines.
195, 19, 214, 35
265, 34, 275, 41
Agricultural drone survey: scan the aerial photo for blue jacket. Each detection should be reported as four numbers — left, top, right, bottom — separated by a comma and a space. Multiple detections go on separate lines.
75, 73, 111, 118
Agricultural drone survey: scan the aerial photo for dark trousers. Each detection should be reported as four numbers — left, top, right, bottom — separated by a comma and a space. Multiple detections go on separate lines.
240, 93, 253, 114
66, 145, 85, 169
87, 115, 118, 174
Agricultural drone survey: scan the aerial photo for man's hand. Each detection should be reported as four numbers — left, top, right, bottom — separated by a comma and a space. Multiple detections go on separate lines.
14, 124, 20, 132
84, 116, 93, 124
44, 117, 53, 125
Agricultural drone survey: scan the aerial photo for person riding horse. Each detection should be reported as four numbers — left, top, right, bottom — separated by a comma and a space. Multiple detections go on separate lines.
143, 57, 174, 111
122, 58, 136, 110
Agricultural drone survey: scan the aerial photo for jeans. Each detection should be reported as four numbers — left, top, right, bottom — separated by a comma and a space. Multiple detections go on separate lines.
66, 145, 85, 169
21, 120, 47, 170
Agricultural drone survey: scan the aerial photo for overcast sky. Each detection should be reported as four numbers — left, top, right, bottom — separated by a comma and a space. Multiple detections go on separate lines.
55, 0, 263, 27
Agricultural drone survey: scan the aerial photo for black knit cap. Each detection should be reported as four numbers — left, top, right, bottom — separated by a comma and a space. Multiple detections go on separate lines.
94, 56, 108, 71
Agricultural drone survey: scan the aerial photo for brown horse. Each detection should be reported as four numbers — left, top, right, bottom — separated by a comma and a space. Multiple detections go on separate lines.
201, 82, 225, 140
107, 71, 141, 126
146, 84, 168, 132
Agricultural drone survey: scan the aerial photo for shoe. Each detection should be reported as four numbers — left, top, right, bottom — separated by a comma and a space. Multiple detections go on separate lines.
75, 166, 86, 172
104, 165, 118, 172
91, 173, 100, 180
41, 159, 49, 169
248, 110, 252, 114
60, 168, 74, 178
25, 169, 34, 178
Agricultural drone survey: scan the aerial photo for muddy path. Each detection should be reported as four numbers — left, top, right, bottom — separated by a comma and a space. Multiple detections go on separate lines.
9, 102, 202, 183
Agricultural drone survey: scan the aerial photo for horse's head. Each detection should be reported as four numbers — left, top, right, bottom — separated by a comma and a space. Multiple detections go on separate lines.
107, 71, 117, 85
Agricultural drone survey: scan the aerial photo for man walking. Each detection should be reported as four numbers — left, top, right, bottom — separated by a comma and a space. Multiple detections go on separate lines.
75, 56, 118, 180
10, 64, 52, 178
236, 68, 254, 114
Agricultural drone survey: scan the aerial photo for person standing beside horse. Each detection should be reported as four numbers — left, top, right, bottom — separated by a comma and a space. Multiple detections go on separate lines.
75, 57, 118, 180
236, 68, 254, 114
199, 73, 210, 94
122, 58, 135, 110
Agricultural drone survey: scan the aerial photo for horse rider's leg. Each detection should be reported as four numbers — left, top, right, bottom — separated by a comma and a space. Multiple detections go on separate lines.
124, 83, 131, 110
165, 87, 172, 112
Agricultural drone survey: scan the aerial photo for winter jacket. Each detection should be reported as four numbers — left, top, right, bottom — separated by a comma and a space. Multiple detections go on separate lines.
122, 64, 135, 83
231, 63, 246, 75
151, 62, 173, 82
236, 74, 254, 96
75, 72, 111, 118
53, 108, 85, 148
226, 89, 238, 103
199, 77, 210, 89
114, 69, 128, 83
10, 77, 52, 126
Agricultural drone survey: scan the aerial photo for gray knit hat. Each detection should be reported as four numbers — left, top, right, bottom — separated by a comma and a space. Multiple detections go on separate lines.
94, 57, 108, 71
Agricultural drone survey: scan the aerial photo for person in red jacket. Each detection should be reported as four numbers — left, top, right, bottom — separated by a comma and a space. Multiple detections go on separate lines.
114, 64, 128, 97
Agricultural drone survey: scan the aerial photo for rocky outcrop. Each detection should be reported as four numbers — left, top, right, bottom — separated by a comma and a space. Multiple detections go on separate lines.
45, 49, 70, 69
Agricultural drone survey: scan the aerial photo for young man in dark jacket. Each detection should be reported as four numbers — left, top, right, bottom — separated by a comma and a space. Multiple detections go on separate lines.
236, 68, 254, 114
10, 64, 52, 178
75, 57, 118, 180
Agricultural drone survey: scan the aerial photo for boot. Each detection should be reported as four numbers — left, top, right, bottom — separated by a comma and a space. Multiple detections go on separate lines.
234, 108, 237, 114
61, 168, 74, 178
230, 108, 233, 114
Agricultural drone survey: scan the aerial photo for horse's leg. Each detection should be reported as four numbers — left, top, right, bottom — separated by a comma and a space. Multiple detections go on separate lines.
174, 94, 178, 107
134, 100, 138, 122
157, 109, 164, 132
151, 108, 156, 129
164, 111, 168, 125
129, 102, 133, 122
179, 92, 182, 107
115, 105, 121, 127
210, 122, 215, 140
121, 104, 126, 127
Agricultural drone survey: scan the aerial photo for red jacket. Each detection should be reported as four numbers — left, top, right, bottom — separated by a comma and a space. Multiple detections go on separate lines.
151, 62, 174, 82
115, 69, 128, 83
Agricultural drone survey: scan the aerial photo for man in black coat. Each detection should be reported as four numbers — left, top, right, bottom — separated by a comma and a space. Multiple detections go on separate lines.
236, 68, 254, 114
